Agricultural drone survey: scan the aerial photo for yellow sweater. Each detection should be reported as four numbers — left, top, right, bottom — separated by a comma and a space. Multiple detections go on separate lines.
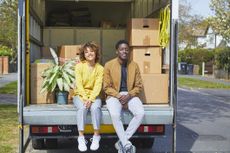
74, 61, 104, 102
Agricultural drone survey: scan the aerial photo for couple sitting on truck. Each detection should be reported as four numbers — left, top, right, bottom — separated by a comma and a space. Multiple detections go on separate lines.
73, 40, 144, 153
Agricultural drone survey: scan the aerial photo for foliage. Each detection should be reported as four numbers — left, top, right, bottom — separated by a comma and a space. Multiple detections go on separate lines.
0, 45, 13, 57
178, 77, 230, 89
178, 48, 214, 65
208, 0, 230, 42
0, 81, 17, 94
41, 48, 75, 93
214, 47, 230, 71
0, 0, 18, 50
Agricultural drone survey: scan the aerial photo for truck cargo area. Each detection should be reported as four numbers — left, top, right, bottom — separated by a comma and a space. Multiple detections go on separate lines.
24, 104, 173, 125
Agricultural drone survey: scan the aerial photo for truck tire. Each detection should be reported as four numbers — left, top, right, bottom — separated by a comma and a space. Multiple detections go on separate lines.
99, 138, 117, 151
45, 138, 58, 149
32, 138, 44, 149
132, 138, 154, 148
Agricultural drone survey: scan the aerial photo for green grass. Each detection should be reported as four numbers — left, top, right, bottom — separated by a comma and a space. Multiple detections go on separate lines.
178, 77, 230, 89
0, 104, 18, 153
0, 81, 17, 94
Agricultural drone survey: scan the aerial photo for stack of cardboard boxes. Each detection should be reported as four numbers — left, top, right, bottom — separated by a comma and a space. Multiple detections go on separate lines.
128, 18, 169, 104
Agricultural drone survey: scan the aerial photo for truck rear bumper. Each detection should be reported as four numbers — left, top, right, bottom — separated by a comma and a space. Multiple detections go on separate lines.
23, 104, 173, 125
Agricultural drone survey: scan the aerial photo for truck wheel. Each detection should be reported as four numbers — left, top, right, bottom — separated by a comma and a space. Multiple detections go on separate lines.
132, 138, 154, 148
32, 138, 44, 149
45, 138, 58, 149
99, 138, 117, 151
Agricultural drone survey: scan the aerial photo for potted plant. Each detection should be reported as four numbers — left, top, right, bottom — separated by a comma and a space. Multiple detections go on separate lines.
41, 48, 76, 104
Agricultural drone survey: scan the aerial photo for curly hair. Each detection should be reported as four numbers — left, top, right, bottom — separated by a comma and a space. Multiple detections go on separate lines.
79, 41, 100, 63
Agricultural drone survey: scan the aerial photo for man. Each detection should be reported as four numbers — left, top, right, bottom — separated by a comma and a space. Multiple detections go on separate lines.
103, 40, 145, 153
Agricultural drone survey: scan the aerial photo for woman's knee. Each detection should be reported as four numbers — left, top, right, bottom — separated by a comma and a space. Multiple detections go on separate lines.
90, 99, 102, 112
90, 106, 101, 114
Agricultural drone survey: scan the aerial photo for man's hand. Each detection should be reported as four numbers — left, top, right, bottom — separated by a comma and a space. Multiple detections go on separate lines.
84, 100, 92, 109
119, 94, 131, 105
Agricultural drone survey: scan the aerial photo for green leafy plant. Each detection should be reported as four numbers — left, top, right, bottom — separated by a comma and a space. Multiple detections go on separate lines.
41, 48, 75, 93
214, 47, 230, 79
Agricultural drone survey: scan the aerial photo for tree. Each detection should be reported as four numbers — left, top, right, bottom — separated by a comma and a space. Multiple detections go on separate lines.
0, 0, 18, 51
178, 48, 214, 65
214, 47, 230, 79
179, 0, 204, 49
209, 0, 230, 42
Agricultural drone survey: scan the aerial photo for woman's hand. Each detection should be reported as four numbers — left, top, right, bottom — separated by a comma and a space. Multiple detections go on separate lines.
84, 100, 92, 109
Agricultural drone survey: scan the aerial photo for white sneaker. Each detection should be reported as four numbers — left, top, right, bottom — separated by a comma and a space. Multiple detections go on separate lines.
115, 140, 131, 153
90, 135, 101, 151
115, 140, 122, 150
125, 144, 136, 153
77, 136, 87, 152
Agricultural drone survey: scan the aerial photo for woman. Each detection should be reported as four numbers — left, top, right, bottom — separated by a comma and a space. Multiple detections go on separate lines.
73, 41, 104, 152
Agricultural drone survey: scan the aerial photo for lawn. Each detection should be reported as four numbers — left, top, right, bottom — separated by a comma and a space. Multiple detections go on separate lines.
0, 81, 17, 94
178, 77, 230, 89
0, 104, 18, 153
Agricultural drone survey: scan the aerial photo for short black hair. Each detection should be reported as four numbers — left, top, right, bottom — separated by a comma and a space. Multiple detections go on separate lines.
115, 40, 129, 49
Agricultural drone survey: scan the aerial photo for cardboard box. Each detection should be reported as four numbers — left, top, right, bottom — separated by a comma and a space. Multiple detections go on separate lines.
130, 47, 162, 74
128, 18, 160, 46
31, 63, 54, 104
58, 45, 81, 64
30, 80, 54, 104
139, 74, 169, 104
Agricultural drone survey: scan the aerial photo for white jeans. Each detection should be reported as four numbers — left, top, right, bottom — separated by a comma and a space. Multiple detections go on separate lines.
106, 92, 145, 146
73, 96, 102, 131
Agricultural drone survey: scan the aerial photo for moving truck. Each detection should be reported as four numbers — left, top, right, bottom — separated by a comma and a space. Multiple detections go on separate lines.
18, 0, 178, 152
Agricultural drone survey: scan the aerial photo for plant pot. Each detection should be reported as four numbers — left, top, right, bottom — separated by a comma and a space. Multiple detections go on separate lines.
56, 91, 69, 105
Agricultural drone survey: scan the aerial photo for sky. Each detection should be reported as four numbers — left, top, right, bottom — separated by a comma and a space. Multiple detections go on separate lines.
186, 0, 214, 17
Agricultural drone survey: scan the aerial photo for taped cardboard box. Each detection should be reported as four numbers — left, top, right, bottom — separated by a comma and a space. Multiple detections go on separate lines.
58, 45, 81, 64
31, 63, 54, 104
130, 47, 162, 74
139, 74, 169, 104
128, 18, 160, 46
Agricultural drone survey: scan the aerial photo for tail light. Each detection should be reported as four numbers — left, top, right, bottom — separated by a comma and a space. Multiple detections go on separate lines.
31, 126, 59, 134
137, 125, 164, 134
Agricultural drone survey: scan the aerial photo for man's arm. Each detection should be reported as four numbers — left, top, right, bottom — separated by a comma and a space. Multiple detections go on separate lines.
103, 63, 121, 98
128, 64, 143, 97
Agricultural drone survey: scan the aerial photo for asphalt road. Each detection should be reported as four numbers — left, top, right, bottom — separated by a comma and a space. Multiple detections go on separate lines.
24, 87, 230, 153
